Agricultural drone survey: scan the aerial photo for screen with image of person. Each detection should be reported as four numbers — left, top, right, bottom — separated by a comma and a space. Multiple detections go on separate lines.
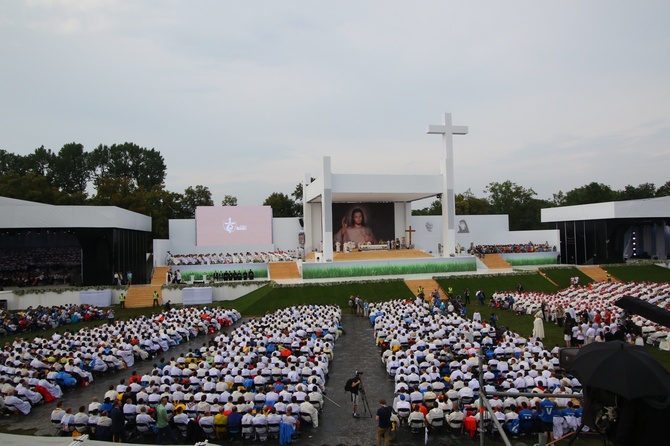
332, 203, 395, 247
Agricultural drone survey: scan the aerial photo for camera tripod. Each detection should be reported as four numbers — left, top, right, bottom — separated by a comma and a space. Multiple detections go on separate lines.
358, 385, 373, 418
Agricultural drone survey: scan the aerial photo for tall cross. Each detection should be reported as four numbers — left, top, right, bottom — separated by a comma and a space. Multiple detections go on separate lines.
427, 113, 468, 257
405, 226, 416, 248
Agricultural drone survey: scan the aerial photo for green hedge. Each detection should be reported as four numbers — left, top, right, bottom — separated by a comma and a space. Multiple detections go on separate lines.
303, 261, 476, 279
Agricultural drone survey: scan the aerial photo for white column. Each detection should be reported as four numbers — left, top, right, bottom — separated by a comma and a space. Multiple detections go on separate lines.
428, 113, 468, 257
321, 157, 334, 262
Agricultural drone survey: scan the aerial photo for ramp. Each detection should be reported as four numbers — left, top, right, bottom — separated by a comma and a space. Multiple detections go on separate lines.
268, 262, 301, 280
124, 266, 169, 308
479, 253, 511, 270
404, 278, 446, 298
577, 266, 618, 282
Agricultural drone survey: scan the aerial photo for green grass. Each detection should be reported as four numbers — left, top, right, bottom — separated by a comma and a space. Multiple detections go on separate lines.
3, 265, 670, 373
302, 261, 476, 279
436, 271, 559, 300
540, 266, 594, 288
230, 280, 415, 315
605, 263, 670, 283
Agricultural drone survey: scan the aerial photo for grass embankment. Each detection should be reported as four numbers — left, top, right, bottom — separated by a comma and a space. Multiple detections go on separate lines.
3, 265, 670, 371
604, 263, 670, 283
540, 267, 594, 289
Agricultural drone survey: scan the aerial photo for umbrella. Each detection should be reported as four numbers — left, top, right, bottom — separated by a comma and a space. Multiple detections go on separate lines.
564, 340, 670, 400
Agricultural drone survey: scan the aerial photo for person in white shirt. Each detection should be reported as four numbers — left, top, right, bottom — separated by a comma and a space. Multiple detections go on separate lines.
5, 390, 31, 415
299, 396, 319, 428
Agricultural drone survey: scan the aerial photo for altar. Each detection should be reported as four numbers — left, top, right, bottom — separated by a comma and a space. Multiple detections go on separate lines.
79, 289, 111, 307
182, 287, 213, 305
359, 244, 388, 251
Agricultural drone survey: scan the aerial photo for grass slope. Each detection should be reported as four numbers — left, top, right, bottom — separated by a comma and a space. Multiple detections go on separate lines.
605, 264, 670, 283
435, 272, 558, 300
540, 267, 594, 289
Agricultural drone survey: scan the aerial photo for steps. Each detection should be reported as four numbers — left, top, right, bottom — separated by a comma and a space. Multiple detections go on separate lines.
404, 279, 445, 298
578, 266, 618, 282
268, 262, 301, 280
479, 253, 512, 269
124, 266, 169, 308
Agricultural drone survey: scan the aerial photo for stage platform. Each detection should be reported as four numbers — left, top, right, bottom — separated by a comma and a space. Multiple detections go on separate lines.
305, 248, 435, 262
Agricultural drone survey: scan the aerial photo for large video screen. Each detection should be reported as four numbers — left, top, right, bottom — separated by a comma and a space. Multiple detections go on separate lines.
195, 206, 273, 246
332, 203, 395, 246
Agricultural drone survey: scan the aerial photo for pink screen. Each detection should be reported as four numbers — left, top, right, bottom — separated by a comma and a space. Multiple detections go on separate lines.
195, 206, 273, 246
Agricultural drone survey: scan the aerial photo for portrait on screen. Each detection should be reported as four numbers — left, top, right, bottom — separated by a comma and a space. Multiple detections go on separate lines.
332, 203, 394, 247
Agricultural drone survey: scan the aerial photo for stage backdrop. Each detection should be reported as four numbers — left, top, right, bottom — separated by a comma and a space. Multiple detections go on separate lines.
195, 206, 273, 247
332, 203, 395, 247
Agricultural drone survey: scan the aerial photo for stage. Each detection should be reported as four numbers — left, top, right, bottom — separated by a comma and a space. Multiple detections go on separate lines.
305, 248, 436, 262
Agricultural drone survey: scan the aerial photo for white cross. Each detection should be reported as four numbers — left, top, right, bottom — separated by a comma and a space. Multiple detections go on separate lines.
427, 113, 468, 257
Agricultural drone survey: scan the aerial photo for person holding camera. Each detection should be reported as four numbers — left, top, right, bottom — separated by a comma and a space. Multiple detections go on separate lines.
349, 371, 364, 418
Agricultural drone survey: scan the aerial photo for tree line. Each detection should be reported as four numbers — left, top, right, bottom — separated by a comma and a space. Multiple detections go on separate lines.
2, 144, 668, 236
414, 180, 670, 231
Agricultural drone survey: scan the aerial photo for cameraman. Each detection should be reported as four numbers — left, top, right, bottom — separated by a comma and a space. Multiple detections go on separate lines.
350, 371, 364, 418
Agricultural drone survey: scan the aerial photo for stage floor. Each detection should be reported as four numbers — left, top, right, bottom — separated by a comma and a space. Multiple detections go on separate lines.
305, 248, 435, 262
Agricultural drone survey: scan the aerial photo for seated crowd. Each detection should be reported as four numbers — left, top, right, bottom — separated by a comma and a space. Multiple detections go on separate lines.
490, 281, 670, 349
369, 297, 586, 441
0, 247, 81, 289
0, 304, 106, 337
166, 250, 298, 266
0, 306, 241, 416
469, 243, 556, 257
48, 305, 340, 443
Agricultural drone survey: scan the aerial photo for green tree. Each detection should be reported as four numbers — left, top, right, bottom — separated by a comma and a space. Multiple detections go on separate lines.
0, 172, 62, 204
413, 199, 442, 215
485, 181, 539, 230
563, 182, 617, 206
91, 177, 138, 209
221, 195, 238, 206
89, 142, 166, 190
455, 188, 491, 215
291, 177, 315, 204
0, 149, 26, 175
656, 181, 670, 197
181, 185, 214, 218
263, 192, 300, 217
24, 146, 54, 177
617, 183, 656, 201
48, 142, 90, 195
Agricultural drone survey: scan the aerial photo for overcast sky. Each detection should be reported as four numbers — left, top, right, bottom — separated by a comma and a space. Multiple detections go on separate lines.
2, 1, 669, 208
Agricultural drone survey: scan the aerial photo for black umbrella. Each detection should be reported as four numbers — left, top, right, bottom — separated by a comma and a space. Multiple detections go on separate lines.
565, 341, 670, 400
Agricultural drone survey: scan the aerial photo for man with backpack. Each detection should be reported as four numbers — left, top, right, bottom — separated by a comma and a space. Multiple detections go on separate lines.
345, 371, 364, 418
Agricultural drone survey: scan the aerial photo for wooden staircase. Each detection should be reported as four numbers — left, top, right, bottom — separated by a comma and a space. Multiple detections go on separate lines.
404, 279, 445, 298
125, 266, 169, 308
479, 253, 512, 269
578, 266, 618, 282
268, 262, 301, 280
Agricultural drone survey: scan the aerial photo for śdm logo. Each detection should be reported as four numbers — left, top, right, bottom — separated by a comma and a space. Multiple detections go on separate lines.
223, 217, 247, 234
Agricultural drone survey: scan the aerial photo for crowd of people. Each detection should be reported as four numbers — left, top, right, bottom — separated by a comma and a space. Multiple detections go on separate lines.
46, 304, 339, 443
166, 250, 299, 266
469, 243, 556, 257
489, 281, 670, 349
368, 297, 585, 441
0, 247, 81, 289
0, 306, 241, 417
0, 304, 109, 337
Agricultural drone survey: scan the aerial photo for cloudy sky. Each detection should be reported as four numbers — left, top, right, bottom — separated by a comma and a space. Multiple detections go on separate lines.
1, 1, 669, 207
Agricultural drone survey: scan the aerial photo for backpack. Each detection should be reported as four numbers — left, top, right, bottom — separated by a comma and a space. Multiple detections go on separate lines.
505, 418, 520, 435
344, 377, 355, 392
